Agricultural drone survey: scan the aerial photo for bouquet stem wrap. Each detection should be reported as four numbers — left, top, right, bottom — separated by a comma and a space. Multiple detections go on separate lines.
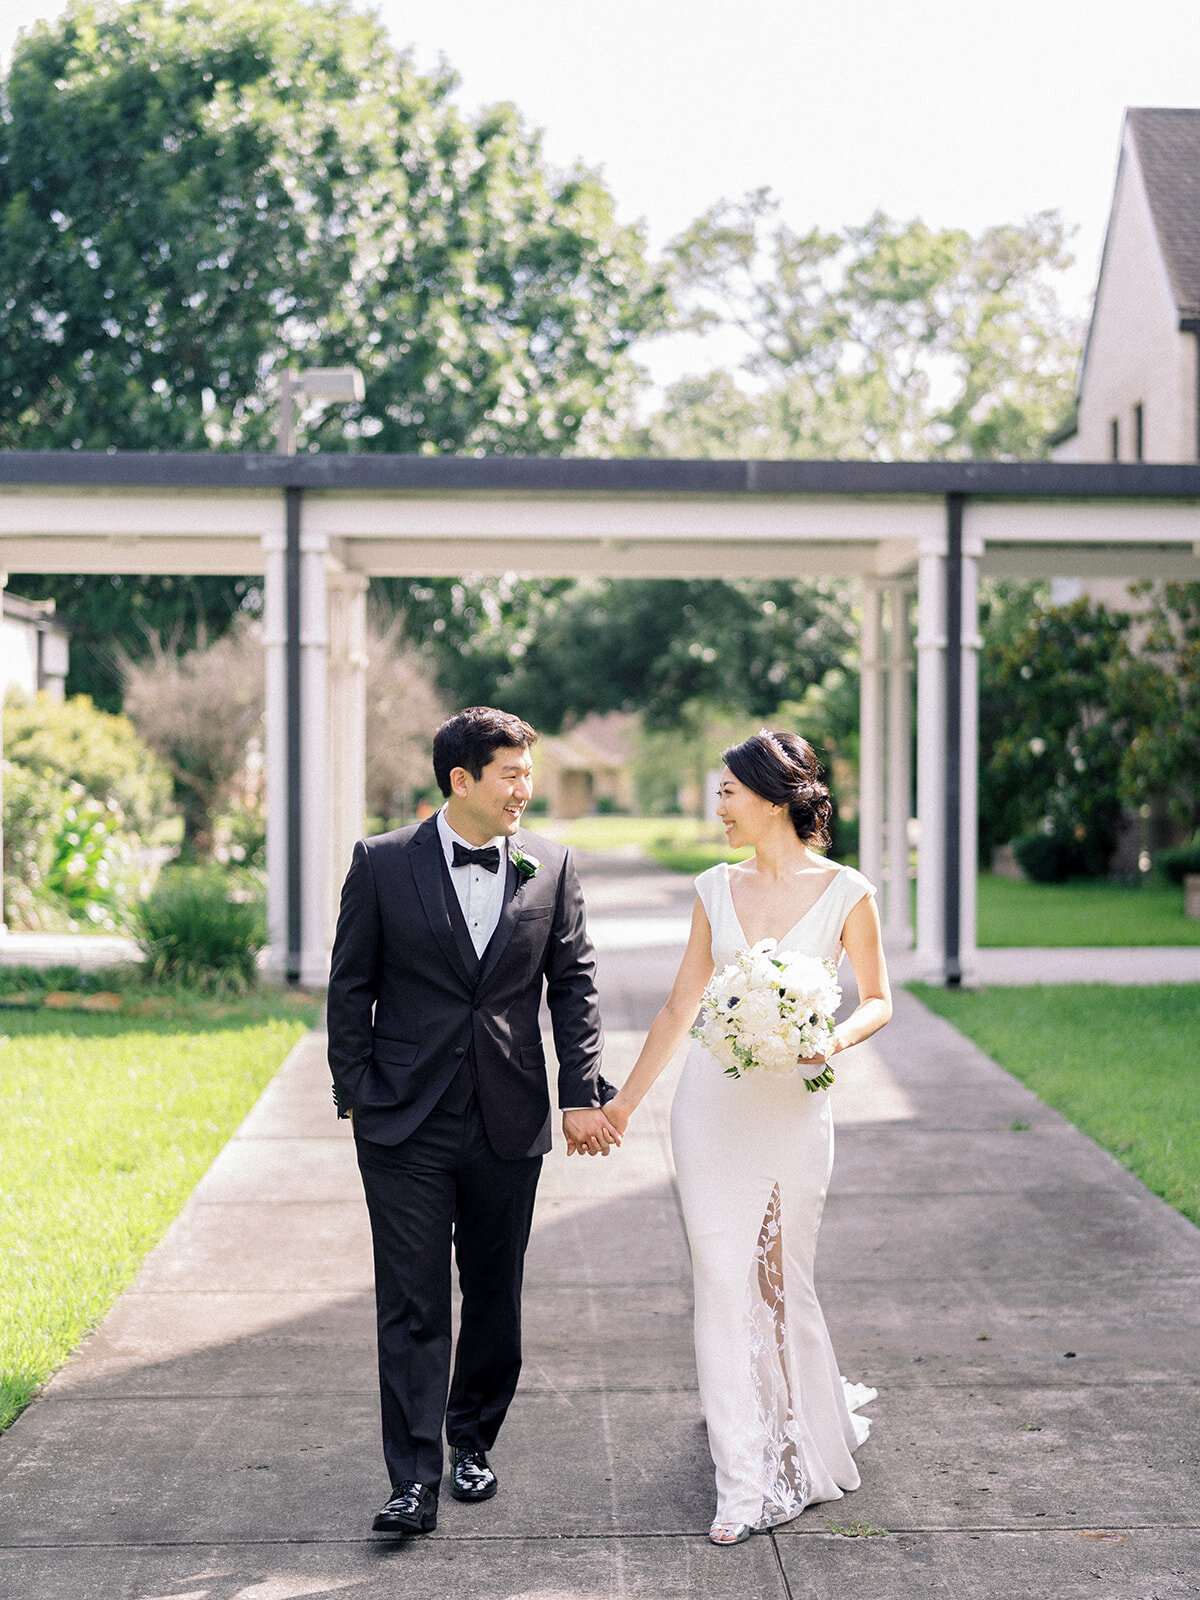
691, 939, 842, 1090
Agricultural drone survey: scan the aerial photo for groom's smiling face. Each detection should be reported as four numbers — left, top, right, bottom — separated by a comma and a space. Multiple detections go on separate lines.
448, 745, 534, 845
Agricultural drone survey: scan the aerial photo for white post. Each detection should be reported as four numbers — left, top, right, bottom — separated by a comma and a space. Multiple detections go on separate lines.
300, 527, 330, 986
0, 570, 6, 935
858, 580, 885, 896
915, 534, 946, 974
326, 571, 368, 939
885, 581, 914, 948
261, 528, 288, 976
959, 533, 982, 981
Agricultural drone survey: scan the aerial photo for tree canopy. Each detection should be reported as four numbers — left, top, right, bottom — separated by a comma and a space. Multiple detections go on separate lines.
1110, 581, 1200, 839
0, 0, 665, 454
2, 0, 666, 705
978, 590, 1136, 874
631, 193, 1081, 461
397, 575, 857, 733
2, 5, 1096, 760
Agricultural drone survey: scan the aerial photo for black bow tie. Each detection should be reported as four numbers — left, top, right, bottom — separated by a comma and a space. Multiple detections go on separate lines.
452, 841, 502, 874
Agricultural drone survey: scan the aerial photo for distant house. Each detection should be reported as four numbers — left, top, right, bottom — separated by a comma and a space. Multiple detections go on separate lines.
0, 593, 69, 702
536, 712, 636, 819
1053, 107, 1200, 467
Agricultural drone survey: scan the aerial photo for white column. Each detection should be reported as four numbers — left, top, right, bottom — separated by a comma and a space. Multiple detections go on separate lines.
858, 580, 885, 895
0, 570, 6, 935
261, 528, 288, 977
959, 533, 983, 981
915, 534, 946, 973
300, 527, 330, 986
326, 571, 368, 939
885, 582, 913, 948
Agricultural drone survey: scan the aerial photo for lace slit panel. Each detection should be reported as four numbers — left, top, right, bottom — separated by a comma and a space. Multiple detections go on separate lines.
747, 1181, 809, 1522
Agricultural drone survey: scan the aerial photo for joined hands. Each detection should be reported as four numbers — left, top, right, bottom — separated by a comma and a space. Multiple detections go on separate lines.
562, 1106, 624, 1157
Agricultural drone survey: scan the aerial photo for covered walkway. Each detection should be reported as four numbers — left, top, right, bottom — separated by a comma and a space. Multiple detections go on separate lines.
2, 452, 1199, 986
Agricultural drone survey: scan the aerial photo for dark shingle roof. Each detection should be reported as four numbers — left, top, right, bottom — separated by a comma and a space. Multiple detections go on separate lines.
1127, 108, 1200, 317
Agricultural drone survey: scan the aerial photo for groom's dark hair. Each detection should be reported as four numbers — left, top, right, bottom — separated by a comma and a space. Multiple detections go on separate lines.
433, 707, 538, 796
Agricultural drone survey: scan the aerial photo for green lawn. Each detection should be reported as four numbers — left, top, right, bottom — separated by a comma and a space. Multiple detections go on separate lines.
0, 990, 321, 1430
910, 982, 1200, 1226
549, 817, 1200, 948
976, 874, 1200, 947
546, 815, 717, 851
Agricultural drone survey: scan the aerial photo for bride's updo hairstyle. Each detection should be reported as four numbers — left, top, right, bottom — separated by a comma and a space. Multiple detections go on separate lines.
722, 730, 833, 848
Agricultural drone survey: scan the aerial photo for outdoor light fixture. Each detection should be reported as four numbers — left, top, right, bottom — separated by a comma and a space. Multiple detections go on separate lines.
276, 365, 365, 454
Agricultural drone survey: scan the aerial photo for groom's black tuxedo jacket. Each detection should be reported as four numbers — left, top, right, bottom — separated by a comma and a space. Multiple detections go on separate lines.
326, 816, 606, 1159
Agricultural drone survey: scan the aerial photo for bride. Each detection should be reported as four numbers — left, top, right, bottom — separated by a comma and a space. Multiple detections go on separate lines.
604, 730, 892, 1545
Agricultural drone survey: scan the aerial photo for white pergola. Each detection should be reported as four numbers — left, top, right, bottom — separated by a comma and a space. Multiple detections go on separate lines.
2, 452, 1198, 985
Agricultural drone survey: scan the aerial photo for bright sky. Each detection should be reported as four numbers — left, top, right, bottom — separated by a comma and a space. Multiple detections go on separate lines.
4, 0, 1200, 381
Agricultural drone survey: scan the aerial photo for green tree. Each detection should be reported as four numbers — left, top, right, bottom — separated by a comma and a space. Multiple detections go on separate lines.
1110, 581, 1200, 837
978, 594, 1135, 874
395, 576, 856, 733
2, 0, 665, 707
632, 194, 1081, 461
0, 0, 663, 454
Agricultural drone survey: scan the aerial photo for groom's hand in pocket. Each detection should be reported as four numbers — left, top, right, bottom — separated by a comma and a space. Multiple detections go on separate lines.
563, 1107, 621, 1157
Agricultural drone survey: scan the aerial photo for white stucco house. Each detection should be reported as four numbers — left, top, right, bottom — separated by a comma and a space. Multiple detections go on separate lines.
0, 591, 69, 702
1054, 106, 1200, 468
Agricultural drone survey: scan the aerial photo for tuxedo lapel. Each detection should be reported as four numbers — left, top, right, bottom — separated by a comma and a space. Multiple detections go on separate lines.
407, 816, 474, 988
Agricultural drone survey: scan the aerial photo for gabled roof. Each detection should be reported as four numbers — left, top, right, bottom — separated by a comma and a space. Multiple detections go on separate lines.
1127, 107, 1200, 318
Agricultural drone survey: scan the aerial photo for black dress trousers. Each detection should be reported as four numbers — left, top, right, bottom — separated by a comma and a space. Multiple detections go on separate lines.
355, 1062, 542, 1489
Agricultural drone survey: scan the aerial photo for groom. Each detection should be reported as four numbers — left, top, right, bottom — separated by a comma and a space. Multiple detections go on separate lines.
327, 706, 619, 1536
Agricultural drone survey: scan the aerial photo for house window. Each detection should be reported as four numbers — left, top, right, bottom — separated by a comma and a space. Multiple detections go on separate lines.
1110, 417, 1120, 461
1133, 402, 1144, 461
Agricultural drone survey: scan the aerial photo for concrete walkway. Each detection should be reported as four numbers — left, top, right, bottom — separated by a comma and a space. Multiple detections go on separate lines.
1, 858, 1198, 1598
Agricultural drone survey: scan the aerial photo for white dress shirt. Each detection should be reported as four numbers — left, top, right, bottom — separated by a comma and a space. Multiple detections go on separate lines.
436, 808, 592, 1114
437, 807, 508, 959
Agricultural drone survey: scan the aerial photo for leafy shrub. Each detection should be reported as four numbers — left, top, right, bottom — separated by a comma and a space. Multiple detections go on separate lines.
135, 866, 266, 991
3, 693, 170, 930
214, 801, 266, 869
4, 692, 171, 837
1155, 841, 1200, 886
2, 763, 144, 930
1013, 830, 1087, 884
979, 595, 1133, 875
0, 963, 113, 999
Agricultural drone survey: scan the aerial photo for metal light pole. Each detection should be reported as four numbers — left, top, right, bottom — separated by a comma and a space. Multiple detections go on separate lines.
276, 366, 365, 456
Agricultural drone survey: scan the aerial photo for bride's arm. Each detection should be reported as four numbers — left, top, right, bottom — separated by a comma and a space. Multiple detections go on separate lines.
827, 891, 892, 1056
604, 895, 715, 1133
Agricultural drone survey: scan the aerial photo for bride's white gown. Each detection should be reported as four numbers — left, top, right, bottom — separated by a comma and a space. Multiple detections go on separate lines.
671, 860, 877, 1530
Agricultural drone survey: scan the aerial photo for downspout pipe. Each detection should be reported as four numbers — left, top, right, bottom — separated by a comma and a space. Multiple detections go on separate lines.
1180, 318, 1200, 459
944, 493, 964, 987
286, 486, 303, 985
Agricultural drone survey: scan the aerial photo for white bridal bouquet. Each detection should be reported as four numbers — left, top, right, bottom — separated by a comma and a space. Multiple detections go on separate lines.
691, 940, 842, 1090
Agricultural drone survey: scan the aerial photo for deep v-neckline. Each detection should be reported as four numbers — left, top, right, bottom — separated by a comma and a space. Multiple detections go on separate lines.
723, 860, 844, 949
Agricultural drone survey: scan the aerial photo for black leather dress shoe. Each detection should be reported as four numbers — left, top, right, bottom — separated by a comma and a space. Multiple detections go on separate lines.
372, 1480, 438, 1535
449, 1446, 498, 1502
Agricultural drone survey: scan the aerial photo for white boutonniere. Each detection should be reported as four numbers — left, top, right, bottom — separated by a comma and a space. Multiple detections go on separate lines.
511, 847, 540, 884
